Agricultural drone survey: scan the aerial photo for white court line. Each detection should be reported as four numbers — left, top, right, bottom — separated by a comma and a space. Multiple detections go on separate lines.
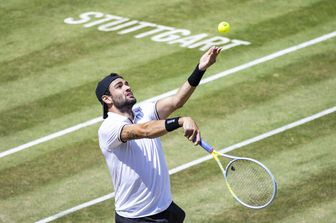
35, 193, 115, 223
36, 106, 336, 223
1, 31, 335, 159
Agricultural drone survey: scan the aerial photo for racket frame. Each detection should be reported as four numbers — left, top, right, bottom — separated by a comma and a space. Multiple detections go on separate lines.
200, 140, 277, 209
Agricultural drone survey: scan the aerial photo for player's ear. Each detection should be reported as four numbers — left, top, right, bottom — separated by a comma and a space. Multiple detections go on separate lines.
101, 95, 113, 105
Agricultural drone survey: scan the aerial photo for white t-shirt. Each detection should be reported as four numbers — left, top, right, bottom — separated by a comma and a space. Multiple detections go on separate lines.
98, 102, 172, 218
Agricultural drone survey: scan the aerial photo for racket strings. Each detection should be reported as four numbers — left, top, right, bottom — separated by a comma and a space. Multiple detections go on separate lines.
226, 159, 275, 207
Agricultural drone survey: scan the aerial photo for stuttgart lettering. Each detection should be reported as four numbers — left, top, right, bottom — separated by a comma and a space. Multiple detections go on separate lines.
64, 12, 251, 51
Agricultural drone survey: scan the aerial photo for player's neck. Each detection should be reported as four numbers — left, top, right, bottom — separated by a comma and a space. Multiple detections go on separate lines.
110, 106, 134, 120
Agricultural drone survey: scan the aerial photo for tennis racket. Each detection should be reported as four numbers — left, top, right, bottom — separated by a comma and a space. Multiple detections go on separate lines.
199, 139, 277, 209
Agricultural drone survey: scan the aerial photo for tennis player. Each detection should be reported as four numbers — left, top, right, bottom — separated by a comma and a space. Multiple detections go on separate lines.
96, 46, 221, 223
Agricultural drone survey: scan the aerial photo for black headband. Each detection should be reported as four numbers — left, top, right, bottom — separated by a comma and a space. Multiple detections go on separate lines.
95, 73, 123, 119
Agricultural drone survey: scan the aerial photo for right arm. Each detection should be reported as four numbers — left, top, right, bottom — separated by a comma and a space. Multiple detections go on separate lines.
120, 117, 201, 145
120, 120, 166, 141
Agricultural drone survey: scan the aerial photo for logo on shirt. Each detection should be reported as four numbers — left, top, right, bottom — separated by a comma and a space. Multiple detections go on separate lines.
134, 107, 144, 120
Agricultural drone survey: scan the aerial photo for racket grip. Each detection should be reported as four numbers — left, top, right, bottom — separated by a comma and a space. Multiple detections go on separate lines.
199, 139, 214, 153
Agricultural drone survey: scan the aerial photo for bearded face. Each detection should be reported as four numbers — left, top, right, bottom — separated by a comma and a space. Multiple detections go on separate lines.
107, 78, 137, 110
111, 91, 137, 110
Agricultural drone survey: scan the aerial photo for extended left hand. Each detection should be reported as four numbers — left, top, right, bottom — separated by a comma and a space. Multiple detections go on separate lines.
198, 46, 222, 71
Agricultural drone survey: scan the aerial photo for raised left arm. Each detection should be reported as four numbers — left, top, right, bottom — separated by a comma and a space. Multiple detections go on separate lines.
156, 46, 221, 119
156, 81, 195, 119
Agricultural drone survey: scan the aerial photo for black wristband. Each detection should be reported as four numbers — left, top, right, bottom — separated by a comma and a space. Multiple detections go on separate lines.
187, 64, 206, 87
165, 117, 181, 132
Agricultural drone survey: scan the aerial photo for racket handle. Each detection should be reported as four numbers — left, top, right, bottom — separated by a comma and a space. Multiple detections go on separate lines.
199, 139, 214, 153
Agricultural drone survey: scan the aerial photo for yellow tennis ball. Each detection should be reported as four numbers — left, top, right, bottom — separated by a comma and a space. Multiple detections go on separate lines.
218, 21, 230, 33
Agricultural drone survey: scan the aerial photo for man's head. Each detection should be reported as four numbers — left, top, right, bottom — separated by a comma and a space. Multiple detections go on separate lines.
95, 73, 137, 119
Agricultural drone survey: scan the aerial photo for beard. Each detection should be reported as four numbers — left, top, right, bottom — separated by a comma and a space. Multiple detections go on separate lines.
112, 95, 137, 110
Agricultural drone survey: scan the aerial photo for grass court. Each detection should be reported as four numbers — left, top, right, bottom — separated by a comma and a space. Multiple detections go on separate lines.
0, 0, 335, 222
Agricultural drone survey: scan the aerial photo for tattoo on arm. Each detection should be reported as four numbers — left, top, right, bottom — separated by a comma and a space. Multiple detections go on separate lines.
121, 121, 166, 141
127, 129, 139, 139
121, 127, 142, 141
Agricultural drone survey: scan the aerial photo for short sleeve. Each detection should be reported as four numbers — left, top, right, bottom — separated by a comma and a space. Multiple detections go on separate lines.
98, 118, 128, 151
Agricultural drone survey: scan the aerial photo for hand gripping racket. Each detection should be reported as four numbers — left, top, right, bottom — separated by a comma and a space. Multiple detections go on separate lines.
199, 139, 277, 209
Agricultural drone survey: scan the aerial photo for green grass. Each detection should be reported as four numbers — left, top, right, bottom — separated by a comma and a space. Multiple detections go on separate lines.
53, 113, 336, 223
0, 0, 335, 222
